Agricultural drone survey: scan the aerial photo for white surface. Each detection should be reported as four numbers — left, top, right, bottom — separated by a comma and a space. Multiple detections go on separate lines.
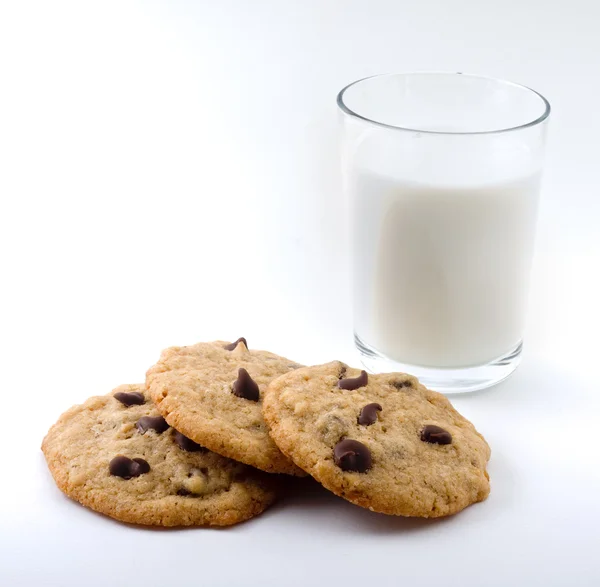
0, 1, 599, 585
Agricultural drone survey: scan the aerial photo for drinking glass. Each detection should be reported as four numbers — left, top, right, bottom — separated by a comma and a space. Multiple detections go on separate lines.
337, 72, 550, 392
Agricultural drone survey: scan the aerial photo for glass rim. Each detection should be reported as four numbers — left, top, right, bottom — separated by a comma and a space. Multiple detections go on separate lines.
336, 71, 551, 136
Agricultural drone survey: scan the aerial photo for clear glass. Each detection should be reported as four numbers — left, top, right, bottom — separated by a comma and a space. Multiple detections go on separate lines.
338, 72, 550, 393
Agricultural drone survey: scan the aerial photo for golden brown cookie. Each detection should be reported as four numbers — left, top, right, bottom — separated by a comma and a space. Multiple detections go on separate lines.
146, 338, 305, 476
263, 362, 491, 517
42, 384, 278, 526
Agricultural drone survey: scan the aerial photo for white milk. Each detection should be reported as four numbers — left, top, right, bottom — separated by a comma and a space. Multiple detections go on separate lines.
351, 168, 541, 368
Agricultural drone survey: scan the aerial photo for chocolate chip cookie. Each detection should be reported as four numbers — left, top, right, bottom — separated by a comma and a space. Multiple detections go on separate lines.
42, 384, 278, 526
146, 339, 305, 476
263, 362, 491, 517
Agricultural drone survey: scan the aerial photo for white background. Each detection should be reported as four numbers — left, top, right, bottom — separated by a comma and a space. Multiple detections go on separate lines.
1, 1, 599, 585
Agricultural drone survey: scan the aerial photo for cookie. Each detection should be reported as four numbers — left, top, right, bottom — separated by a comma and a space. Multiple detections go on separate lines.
263, 362, 491, 517
42, 384, 278, 526
146, 338, 305, 476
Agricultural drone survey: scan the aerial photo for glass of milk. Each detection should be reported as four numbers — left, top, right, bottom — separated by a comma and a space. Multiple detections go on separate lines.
338, 72, 550, 393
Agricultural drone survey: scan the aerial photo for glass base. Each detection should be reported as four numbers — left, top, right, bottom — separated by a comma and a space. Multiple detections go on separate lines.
355, 334, 523, 394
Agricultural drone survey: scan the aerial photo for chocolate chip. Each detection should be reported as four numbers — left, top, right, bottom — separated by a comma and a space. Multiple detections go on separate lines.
232, 368, 260, 401
177, 487, 191, 496
109, 456, 150, 479
109, 456, 132, 477
174, 431, 205, 452
392, 380, 412, 389
338, 370, 368, 391
333, 439, 372, 472
421, 425, 452, 445
358, 403, 382, 426
132, 458, 150, 474
224, 337, 247, 351
113, 391, 145, 406
136, 416, 169, 434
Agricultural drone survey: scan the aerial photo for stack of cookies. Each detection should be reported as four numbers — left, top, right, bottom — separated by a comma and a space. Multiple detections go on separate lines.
42, 338, 491, 526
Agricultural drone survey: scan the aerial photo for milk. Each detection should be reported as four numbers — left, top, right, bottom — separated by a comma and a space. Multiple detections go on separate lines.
351, 168, 541, 368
